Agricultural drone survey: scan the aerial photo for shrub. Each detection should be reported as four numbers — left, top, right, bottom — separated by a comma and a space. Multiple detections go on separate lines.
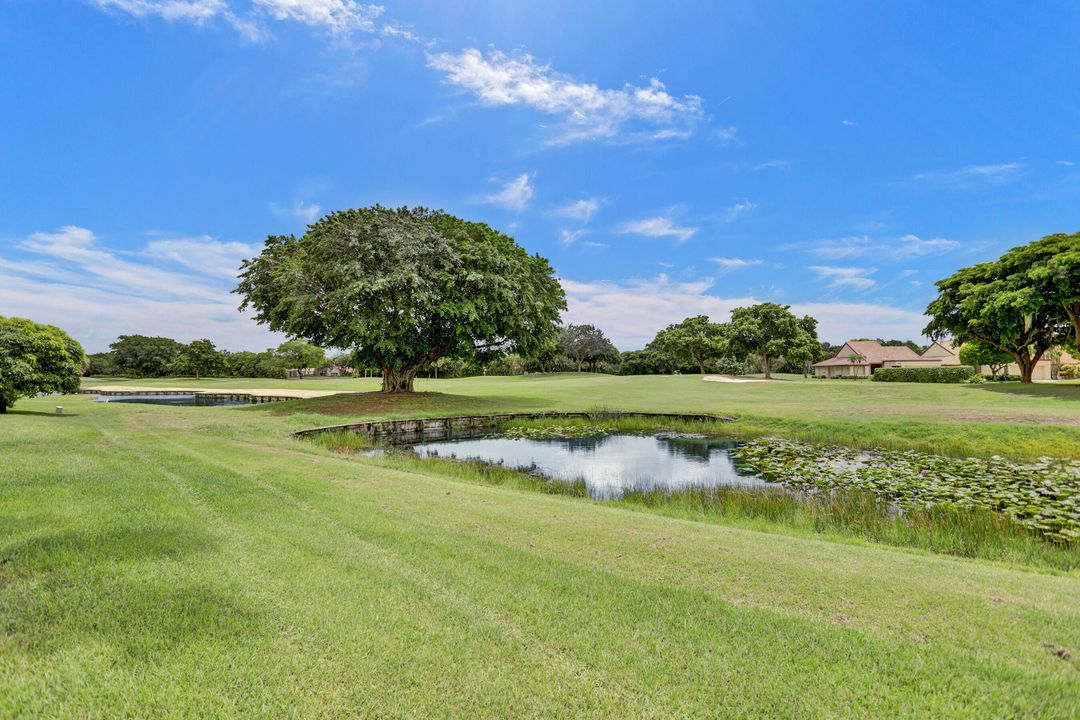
966, 374, 985, 384
871, 366, 975, 383
1060, 364, 1078, 380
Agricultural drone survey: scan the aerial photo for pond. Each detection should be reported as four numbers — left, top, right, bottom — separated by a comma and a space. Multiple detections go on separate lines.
409, 432, 777, 499
94, 394, 254, 407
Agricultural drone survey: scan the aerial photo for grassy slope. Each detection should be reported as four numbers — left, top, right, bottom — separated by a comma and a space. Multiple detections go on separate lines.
0, 377, 1076, 716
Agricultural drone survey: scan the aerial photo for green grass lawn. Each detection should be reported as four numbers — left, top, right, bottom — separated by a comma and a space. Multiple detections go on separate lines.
2, 374, 1078, 717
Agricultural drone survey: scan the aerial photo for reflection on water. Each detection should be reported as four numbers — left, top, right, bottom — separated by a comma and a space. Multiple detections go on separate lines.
95, 394, 252, 406
410, 433, 777, 499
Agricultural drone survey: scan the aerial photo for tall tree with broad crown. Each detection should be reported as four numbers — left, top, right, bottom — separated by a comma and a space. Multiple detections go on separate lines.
236, 206, 566, 393
726, 303, 820, 379
558, 324, 618, 372
651, 315, 727, 375
925, 258, 1068, 383
1001, 233, 1080, 354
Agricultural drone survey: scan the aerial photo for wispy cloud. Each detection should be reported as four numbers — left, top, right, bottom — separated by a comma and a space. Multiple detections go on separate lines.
709, 257, 763, 270
713, 126, 740, 145
552, 198, 600, 223
809, 265, 876, 290
269, 199, 323, 224
480, 173, 534, 212
561, 274, 927, 348
91, 0, 416, 42
841, 119, 857, 126
910, 162, 1023, 189
1, 226, 279, 351
752, 159, 790, 171
789, 234, 958, 260
617, 216, 697, 244
427, 48, 706, 144
560, 229, 589, 246
722, 200, 755, 222
1057, 160, 1074, 167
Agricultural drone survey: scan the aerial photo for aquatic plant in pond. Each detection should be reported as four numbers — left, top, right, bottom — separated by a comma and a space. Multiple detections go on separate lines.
733, 439, 1080, 543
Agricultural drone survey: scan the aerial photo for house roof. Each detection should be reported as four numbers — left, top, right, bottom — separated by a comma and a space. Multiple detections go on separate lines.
813, 340, 921, 367
924, 340, 957, 356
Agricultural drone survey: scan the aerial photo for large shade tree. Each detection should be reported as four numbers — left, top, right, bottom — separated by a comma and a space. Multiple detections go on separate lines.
236, 206, 566, 392
1002, 233, 1080, 354
275, 339, 326, 379
0, 317, 85, 413
651, 315, 727, 375
727, 303, 820, 379
925, 258, 1068, 383
109, 335, 184, 377
171, 339, 225, 380
558, 324, 618, 372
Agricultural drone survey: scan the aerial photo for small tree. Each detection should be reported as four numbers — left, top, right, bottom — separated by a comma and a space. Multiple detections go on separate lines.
558, 324, 618, 372
651, 315, 727, 375
0, 317, 85, 413
727, 303, 820, 379
958, 342, 1012, 380
275, 339, 326, 379
171, 339, 225, 379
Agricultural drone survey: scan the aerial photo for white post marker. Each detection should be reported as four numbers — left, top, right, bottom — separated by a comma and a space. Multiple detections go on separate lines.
55, 406, 64, 414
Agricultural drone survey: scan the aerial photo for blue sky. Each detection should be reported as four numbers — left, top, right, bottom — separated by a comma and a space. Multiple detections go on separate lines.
3, 1, 1080, 352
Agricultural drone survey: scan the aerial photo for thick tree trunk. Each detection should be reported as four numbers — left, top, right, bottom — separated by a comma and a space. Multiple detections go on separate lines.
0, 398, 6, 414
698, 361, 705, 375
1067, 303, 1080, 355
381, 367, 417, 393
762, 355, 772, 379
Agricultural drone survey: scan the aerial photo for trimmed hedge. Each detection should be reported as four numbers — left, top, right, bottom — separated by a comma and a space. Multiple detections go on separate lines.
871, 366, 976, 383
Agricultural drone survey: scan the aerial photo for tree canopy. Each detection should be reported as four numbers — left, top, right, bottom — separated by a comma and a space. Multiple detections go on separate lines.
558, 324, 618, 372
170, 339, 226, 380
0, 317, 85, 413
236, 206, 566, 392
958, 342, 1012, 380
275, 339, 326, 378
651, 315, 726, 375
727, 303, 820, 379
925, 256, 1069, 383
109, 335, 185, 377
1001, 233, 1080, 353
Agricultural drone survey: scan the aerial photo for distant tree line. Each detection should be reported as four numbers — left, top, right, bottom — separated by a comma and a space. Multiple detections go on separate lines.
85, 335, 343, 379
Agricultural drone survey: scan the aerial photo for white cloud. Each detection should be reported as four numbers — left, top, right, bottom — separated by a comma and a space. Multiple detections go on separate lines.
722, 200, 755, 222
143, 236, 260, 278
552, 198, 600, 223
560, 229, 589, 246
480, 174, 534, 212
91, 0, 415, 42
713, 126, 740, 145
709, 257, 763, 270
253, 0, 382, 35
618, 216, 697, 244
893, 234, 959, 257
2, 226, 281, 351
809, 265, 876, 290
752, 159, 789, 171
791, 234, 958, 260
910, 162, 1023, 188
292, 200, 322, 223
427, 48, 706, 144
92, 0, 226, 21
560, 274, 927, 348
841, 119, 857, 126
1057, 160, 1074, 167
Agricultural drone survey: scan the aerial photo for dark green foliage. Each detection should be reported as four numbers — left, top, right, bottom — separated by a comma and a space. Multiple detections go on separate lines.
958, 342, 1012, 379
236, 206, 566, 392
85, 352, 119, 376
727, 303, 821, 378
170, 339, 226, 379
871, 366, 976, 383
0, 317, 85, 413
650, 315, 727, 374
926, 235, 1075, 382
558, 324, 618, 372
109, 335, 185, 377
617, 349, 668, 375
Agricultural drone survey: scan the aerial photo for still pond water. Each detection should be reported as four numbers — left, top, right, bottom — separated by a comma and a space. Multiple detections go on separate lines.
410, 433, 778, 499
95, 394, 253, 407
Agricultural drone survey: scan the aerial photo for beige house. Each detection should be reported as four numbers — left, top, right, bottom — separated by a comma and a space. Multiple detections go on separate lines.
815, 338, 1070, 380
812, 340, 921, 377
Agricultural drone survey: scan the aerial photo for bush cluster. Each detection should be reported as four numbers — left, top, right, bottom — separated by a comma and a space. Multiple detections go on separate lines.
1060, 365, 1078, 380
871, 366, 976, 383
